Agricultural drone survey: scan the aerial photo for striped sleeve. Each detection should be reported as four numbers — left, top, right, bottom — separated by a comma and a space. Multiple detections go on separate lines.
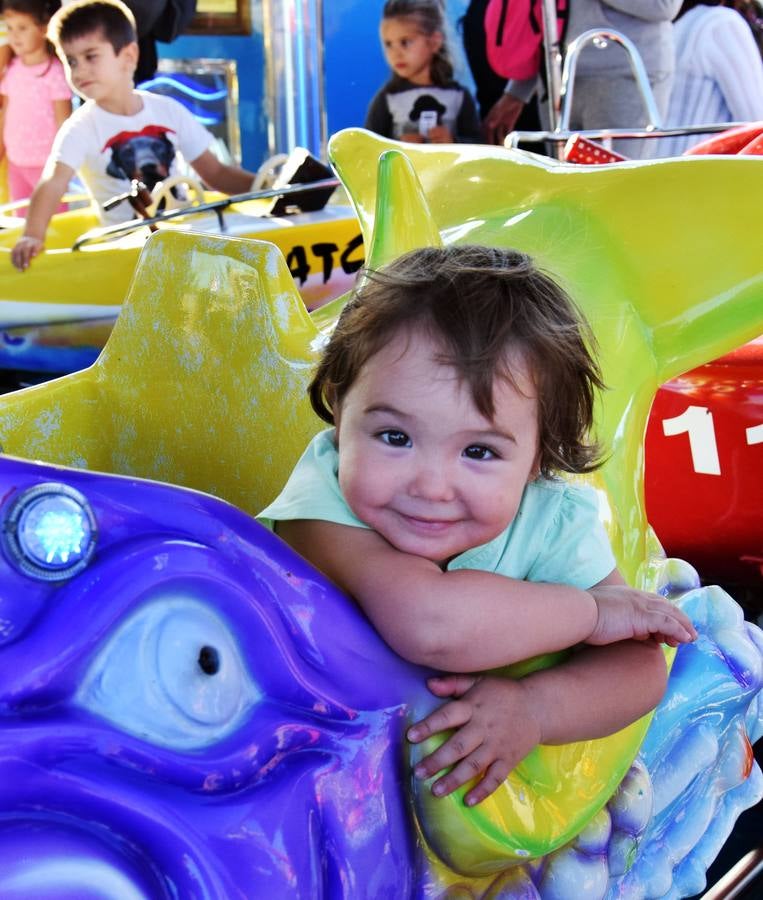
700, 15, 763, 123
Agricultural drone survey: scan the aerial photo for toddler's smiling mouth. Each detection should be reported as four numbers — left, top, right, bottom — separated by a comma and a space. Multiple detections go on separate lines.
397, 513, 458, 532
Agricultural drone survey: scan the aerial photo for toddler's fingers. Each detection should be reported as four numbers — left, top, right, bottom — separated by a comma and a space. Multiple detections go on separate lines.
646, 602, 697, 642
414, 726, 482, 784
426, 674, 478, 697
407, 699, 471, 744
654, 633, 679, 647
430, 747, 503, 800
649, 598, 695, 628
463, 758, 513, 806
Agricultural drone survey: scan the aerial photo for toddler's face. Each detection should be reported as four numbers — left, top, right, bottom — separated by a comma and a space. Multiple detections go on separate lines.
380, 17, 442, 85
335, 328, 540, 566
60, 30, 137, 102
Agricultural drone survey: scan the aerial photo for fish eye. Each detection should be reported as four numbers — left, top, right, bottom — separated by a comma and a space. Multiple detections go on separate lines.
76, 597, 259, 750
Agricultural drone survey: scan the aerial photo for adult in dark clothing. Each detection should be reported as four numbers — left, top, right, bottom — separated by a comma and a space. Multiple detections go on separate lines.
125, 0, 196, 84
459, 0, 541, 134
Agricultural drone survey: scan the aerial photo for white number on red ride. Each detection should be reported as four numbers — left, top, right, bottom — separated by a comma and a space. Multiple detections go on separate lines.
747, 424, 763, 446
661, 405, 721, 475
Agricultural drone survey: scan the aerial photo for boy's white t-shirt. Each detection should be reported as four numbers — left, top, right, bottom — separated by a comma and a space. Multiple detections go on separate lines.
50, 91, 213, 223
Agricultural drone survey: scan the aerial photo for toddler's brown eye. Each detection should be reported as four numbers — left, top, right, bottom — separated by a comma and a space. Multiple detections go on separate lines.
380, 430, 410, 447
464, 445, 494, 460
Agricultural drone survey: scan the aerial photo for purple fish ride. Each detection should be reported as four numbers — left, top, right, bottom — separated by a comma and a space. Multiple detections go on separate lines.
0, 456, 435, 897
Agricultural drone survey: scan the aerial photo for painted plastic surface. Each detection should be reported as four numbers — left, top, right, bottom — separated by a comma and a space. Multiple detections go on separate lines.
0, 456, 433, 898
561, 121, 763, 591
0, 130, 759, 896
0, 232, 332, 514
0, 199, 362, 375
645, 335, 763, 587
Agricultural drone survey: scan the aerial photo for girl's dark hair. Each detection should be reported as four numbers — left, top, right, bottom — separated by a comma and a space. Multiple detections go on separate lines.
382, 0, 454, 85
310, 245, 606, 477
2, 0, 60, 23
48, 0, 136, 53
2, 0, 61, 63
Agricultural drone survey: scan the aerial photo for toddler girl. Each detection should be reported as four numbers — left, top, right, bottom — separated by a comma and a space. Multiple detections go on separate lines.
365, 0, 482, 143
0, 0, 71, 207
261, 245, 696, 806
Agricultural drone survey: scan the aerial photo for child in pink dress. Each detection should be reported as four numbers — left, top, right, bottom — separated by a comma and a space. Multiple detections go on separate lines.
0, 1, 71, 209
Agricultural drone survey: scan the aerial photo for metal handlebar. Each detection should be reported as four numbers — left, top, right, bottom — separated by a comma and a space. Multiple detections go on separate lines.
509, 22, 746, 153
559, 29, 664, 132
72, 177, 340, 250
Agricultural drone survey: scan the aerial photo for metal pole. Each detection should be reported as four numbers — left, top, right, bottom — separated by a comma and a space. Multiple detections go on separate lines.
261, 0, 326, 159
701, 848, 763, 900
540, 0, 563, 137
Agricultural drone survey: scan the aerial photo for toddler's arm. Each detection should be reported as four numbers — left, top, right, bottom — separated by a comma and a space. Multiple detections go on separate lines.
277, 519, 695, 670
408, 638, 668, 805
189, 149, 256, 196
10, 162, 73, 271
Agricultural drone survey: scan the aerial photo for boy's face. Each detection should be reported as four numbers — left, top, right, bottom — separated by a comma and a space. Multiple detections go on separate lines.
60, 29, 138, 102
335, 328, 541, 566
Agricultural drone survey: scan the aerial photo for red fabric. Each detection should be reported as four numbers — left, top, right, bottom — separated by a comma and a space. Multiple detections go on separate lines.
563, 135, 627, 165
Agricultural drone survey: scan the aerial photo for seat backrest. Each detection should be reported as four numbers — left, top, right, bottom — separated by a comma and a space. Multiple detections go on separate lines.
0, 232, 324, 515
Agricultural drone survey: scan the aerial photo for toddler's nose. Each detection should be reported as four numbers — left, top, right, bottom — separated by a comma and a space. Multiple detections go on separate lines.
409, 462, 455, 502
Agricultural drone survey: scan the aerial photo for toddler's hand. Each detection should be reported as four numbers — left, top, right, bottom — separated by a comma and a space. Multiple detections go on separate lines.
407, 673, 541, 806
400, 133, 425, 143
426, 125, 454, 144
587, 584, 697, 647
11, 236, 43, 271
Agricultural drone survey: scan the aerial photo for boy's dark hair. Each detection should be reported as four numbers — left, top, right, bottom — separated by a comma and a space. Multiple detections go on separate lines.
310, 245, 606, 477
383, 0, 454, 85
48, 0, 136, 53
2, 0, 60, 23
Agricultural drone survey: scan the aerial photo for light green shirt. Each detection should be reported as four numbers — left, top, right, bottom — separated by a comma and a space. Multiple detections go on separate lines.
260, 429, 616, 588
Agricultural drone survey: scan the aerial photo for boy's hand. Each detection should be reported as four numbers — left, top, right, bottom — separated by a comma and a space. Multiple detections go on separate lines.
407, 674, 541, 806
11, 236, 43, 271
587, 584, 697, 647
400, 133, 425, 143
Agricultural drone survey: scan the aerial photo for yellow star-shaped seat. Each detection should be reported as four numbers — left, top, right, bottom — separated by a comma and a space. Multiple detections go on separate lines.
0, 232, 326, 515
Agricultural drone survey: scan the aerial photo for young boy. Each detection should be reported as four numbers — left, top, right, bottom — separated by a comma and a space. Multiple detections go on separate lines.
11, 0, 257, 271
